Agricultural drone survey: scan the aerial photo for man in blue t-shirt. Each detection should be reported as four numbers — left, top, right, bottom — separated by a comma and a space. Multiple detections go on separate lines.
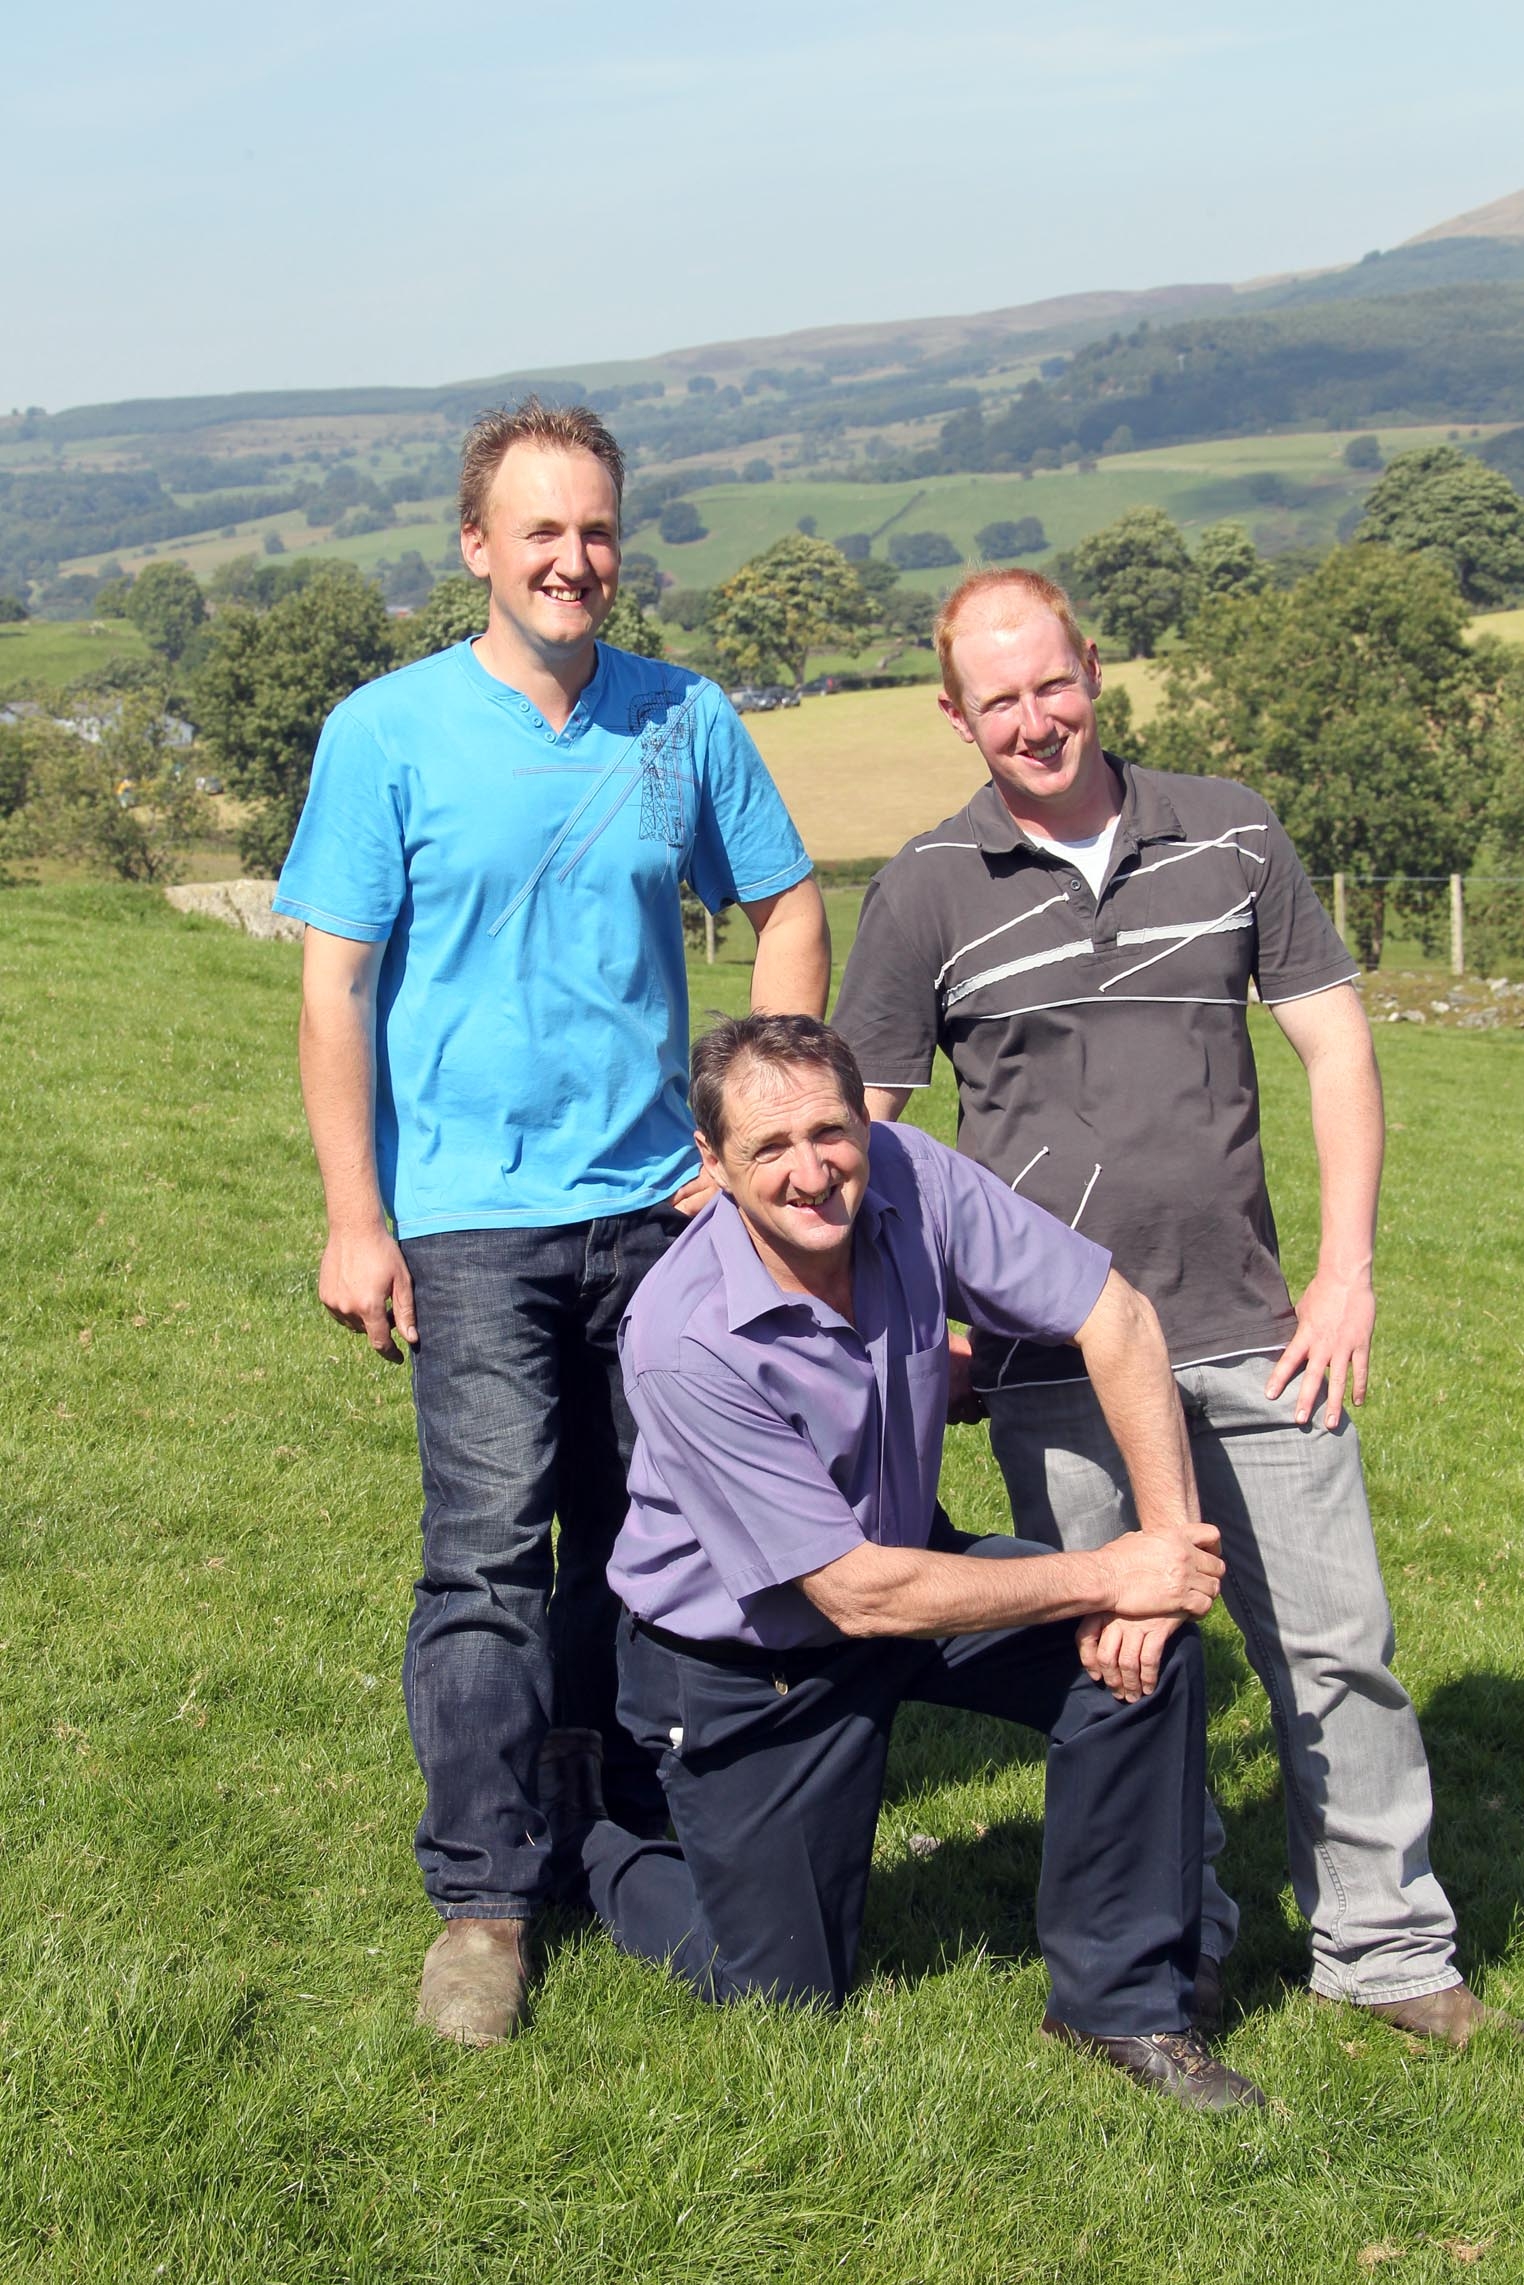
274, 399, 828, 2045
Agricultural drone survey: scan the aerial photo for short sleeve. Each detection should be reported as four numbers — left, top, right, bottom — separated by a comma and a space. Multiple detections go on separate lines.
891, 1125, 1111, 1346
272, 705, 406, 941
832, 873, 942, 1088
1251, 805, 1359, 1004
626, 1362, 866, 1600
684, 687, 812, 914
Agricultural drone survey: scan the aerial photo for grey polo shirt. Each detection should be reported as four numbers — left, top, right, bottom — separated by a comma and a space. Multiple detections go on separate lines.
832, 759, 1358, 1383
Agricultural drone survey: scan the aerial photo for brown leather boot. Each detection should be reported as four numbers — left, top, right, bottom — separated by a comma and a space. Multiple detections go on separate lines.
1041, 2018, 1267, 2111
1354, 1982, 1524, 2047
416, 1917, 532, 2046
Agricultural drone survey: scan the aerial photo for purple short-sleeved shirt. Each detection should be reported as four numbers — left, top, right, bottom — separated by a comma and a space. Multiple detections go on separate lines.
609, 1120, 1111, 1648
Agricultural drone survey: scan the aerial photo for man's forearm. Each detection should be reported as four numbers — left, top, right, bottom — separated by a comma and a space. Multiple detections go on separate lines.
1307, 1038, 1383, 1281
746, 878, 831, 1017
298, 958, 388, 1236
1074, 1272, 1199, 1535
802, 1522, 1221, 1641
803, 1540, 1113, 1639
864, 1085, 911, 1121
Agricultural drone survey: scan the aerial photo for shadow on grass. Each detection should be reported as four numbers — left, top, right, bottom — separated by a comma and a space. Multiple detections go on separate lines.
856, 1648, 1524, 2013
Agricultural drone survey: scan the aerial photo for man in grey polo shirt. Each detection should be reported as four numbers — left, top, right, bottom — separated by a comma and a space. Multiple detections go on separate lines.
568, 1013, 1264, 2111
833, 565, 1508, 2044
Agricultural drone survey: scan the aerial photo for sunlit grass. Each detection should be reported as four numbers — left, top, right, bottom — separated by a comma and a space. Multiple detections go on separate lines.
1, 886, 1520, 2282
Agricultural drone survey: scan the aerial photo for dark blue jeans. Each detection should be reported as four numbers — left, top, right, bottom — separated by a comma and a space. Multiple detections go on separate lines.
585, 1544, 1207, 2030
399, 1206, 682, 1919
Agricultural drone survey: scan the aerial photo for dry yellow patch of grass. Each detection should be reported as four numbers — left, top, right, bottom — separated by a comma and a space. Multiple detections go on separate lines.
1469, 606, 1524, 648
747, 660, 1164, 859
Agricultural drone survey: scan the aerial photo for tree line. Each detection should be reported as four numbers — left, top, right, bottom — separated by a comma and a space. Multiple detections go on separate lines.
5, 443, 1524, 966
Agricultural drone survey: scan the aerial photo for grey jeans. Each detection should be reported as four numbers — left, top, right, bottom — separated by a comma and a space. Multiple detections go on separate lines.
985, 1352, 1459, 2003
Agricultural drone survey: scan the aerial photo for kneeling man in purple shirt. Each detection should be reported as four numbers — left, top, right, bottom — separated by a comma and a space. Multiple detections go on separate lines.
562, 1015, 1263, 2110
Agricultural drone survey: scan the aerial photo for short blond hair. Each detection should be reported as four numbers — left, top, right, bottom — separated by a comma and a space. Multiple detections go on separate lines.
458, 397, 626, 532
935, 568, 1089, 700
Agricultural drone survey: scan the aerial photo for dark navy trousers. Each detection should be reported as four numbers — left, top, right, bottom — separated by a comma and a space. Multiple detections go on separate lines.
584, 1542, 1207, 2034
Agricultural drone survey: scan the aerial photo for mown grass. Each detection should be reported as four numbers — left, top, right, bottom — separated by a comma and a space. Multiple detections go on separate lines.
0, 618, 150, 693
2, 887, 1522, 2283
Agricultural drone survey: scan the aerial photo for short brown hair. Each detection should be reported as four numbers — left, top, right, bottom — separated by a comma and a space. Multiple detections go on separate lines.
690, 1015, 868, 1153
458, 397, 626, 532
935, 567, 1089, 700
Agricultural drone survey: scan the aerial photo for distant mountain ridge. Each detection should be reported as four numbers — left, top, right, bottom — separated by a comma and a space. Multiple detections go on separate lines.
12, 187, 1521, 446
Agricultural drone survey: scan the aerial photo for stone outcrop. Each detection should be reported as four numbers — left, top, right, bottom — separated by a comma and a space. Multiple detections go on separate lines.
164, 879, 304, 943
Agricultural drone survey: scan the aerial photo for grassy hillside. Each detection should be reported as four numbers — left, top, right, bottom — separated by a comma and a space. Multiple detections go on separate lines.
0, 615, 150, 690
1, 885, 1521, 2282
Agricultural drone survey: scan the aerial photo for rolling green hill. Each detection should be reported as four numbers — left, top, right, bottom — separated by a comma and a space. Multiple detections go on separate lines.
7, 190, 1524, 615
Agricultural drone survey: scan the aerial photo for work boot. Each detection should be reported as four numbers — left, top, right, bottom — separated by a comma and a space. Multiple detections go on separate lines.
1329, 1981, 1524, 2047
416, 1917, 532, 2047
1041, 2018, 1267, 2112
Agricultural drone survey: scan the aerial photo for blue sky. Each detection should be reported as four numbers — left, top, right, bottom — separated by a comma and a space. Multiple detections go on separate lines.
6, 0, 1523, 414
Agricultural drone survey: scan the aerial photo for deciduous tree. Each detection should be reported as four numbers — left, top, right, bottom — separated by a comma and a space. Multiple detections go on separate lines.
710, 533, 871, 687
1070, 507, 1194, 657
125, 560, 206, 662
1354, 444, 1524, 607
1146, 545, 1492, 961
975, 517, 1046, 560
1194, 521, 1267, 601
194, 564, 396, 871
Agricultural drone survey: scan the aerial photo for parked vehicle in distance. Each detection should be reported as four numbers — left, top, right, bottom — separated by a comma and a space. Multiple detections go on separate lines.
758, 685, 800, 709
800, 675, 841, 696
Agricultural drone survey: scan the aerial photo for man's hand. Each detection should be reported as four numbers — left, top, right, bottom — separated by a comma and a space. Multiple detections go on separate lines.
318, 1225, 417, 1362
1264, 1267, 1375, 1430
1076, 1613, 1184, 1704
1094, 1521, 1223, 1622
1072, 1523, 1222, 1702
671, 1166, 721, 1218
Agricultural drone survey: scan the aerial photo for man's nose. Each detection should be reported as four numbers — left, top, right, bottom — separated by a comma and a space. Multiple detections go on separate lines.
790, 1140, 829, 1190
556, 530, 591, 578
1016, 693, 1050, 741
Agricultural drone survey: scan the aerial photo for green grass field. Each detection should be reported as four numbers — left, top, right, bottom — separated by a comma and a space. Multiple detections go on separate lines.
0, 616, 150, 692
2, 886, 1522, 2282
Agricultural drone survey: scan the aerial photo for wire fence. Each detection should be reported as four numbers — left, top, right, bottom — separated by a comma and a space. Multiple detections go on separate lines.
1306, 874, 1524, 973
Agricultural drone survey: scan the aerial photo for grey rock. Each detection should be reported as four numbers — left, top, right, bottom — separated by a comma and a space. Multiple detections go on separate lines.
165, 880, 303, 943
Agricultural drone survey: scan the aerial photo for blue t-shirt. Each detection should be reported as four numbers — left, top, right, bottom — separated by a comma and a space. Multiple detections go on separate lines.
273, 639, 812, 1236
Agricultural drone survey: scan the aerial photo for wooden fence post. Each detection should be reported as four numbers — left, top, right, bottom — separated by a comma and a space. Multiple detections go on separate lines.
1450, 875, 1464, 977
705, 910, 717, 966
1333, 872, 1348, 947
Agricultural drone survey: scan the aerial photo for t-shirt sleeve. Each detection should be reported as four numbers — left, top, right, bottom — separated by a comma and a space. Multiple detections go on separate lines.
684, 687, 812, 913
626, 1361, 866, 1601
831, 873, 941, 1089
1250, 804, 1359, 1003
898, 1125, 1112, 1346
272, 706, 405, 941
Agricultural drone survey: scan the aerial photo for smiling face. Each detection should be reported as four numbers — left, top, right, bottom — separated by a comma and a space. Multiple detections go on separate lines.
698, 1057, 871, 1302
938, 604, 1117, 836
460, 441, 620, 674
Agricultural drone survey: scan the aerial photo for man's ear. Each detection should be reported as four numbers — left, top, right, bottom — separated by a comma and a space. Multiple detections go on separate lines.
937, 690, 977, 746
460, 524, 486, 577
695, 1130, 730, 1192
